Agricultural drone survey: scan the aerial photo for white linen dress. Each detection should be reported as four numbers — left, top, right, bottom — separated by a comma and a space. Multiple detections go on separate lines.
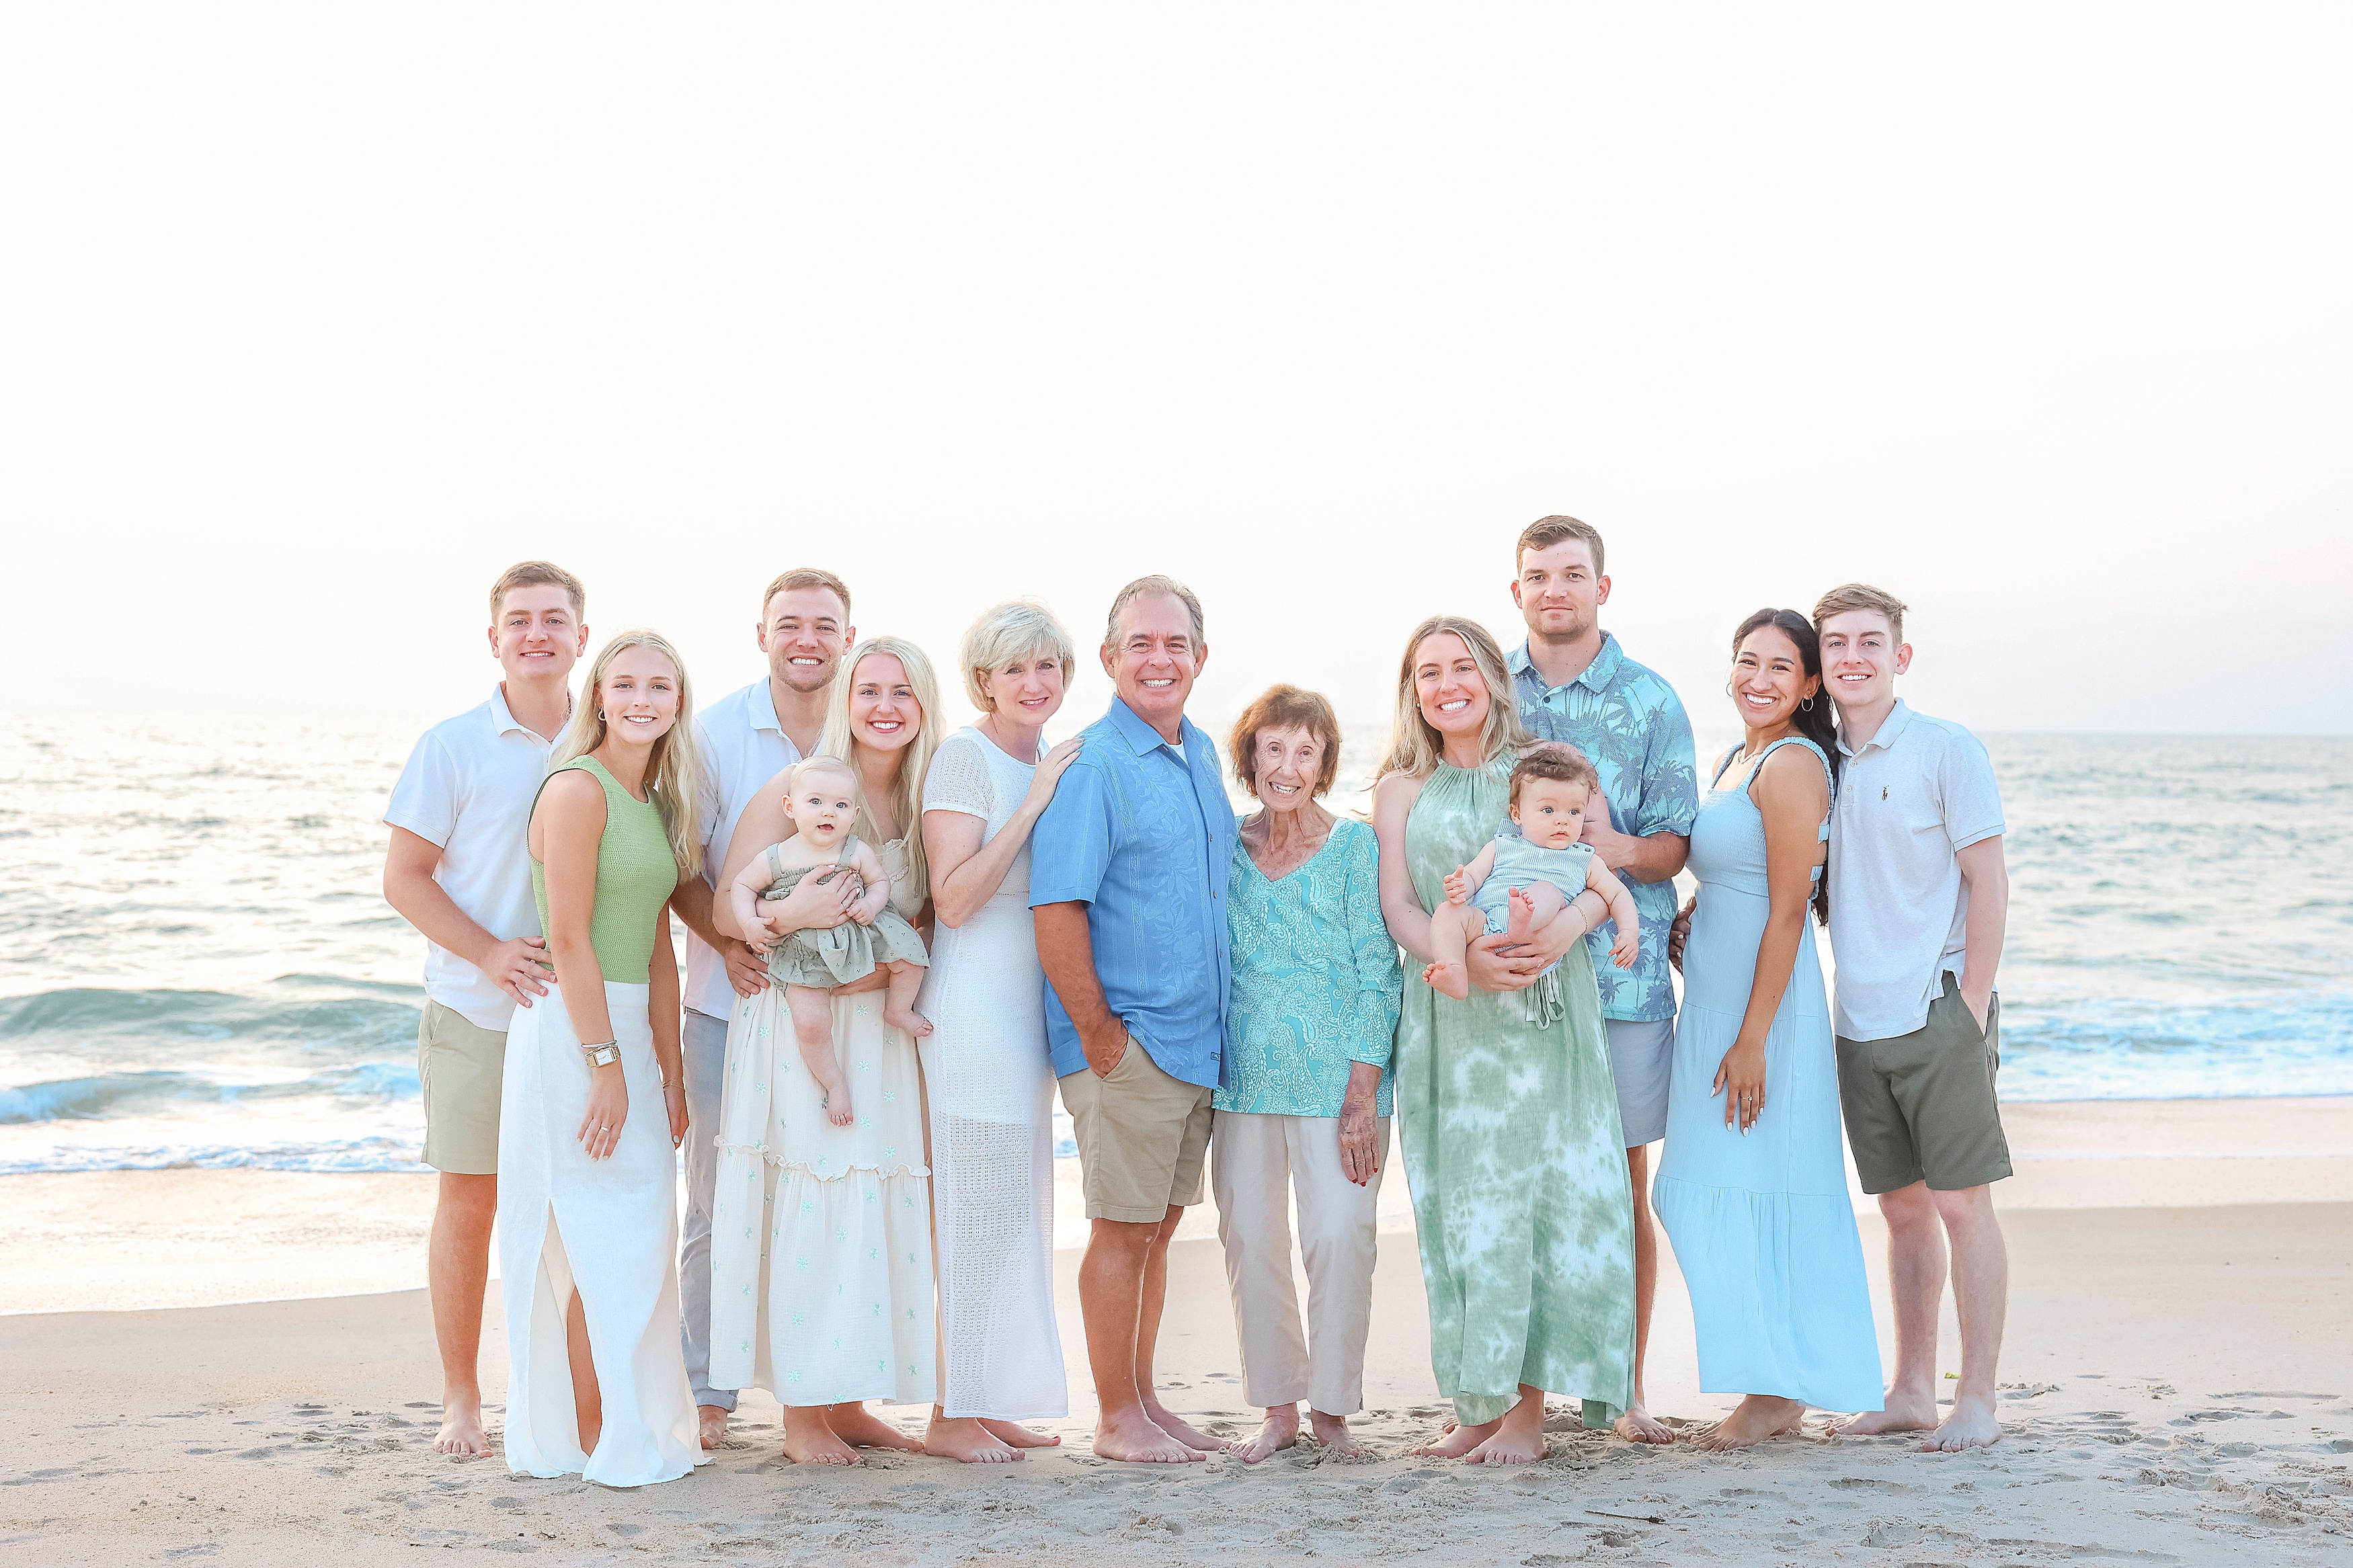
497, 979, 707, 1486
708, 837, 936, 1407
916, 727, 1068, 1420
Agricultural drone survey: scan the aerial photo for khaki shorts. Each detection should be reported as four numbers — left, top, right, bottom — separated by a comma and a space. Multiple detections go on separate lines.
1835, 973, 2011, 1194
418, 999, 506, 1175
1058, 1034, 1214, 1224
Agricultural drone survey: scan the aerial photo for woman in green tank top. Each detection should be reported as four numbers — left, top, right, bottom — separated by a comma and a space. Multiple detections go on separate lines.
497, 630, 711, 1489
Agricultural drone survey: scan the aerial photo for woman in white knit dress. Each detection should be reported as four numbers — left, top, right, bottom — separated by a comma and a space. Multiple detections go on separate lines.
707, 637, 943, 1467
916, 603, 1084, 1462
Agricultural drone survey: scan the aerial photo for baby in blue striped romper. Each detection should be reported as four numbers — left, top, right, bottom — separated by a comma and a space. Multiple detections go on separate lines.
1423, 743, 1641, 1001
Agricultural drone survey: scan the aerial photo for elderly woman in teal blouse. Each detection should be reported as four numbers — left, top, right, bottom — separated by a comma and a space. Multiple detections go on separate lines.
1211, 685, 1404, 1463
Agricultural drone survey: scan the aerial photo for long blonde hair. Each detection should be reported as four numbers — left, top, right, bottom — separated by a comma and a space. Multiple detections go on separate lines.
817, 635, 942, 899
548, 628, 705, 876
1373, 615, 1531, 782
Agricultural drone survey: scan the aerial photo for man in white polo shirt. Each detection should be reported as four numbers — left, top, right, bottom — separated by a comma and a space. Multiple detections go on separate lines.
383, 560, 586, 1458
664, 566, 856, 1450
1812, 582, 2013, 1453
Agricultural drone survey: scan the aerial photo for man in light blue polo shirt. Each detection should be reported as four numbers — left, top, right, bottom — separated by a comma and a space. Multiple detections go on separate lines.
1033, 575, 1235, 1467
1502, 514, 1698, 1446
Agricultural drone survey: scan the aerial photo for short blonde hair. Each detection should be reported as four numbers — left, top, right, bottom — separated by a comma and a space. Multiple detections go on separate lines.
959, 601, 1078, 712
1228, 685, 1343, 798
1374, 616, 1533, 782
1813, 581, 1907, 645
786, 753, 857, 796
489, 561, 584, 623
1105, 575, 1205, 647
760, 567, 851, 622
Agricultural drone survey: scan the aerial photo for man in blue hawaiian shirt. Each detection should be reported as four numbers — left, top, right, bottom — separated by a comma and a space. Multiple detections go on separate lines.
1034, 575, 1236, 1466
1503, 514, 1698, 1446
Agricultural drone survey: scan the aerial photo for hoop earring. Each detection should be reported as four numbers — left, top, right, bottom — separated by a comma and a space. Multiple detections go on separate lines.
1800, 696, 1814, 712
596, 708, 607, 721
1724, 681, 1733, 696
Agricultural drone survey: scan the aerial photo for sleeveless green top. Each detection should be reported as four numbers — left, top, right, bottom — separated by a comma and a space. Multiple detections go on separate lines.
529, 757, 680, 985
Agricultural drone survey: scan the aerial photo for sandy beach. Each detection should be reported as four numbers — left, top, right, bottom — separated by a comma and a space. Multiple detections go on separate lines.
5, 1096, 2350, 1565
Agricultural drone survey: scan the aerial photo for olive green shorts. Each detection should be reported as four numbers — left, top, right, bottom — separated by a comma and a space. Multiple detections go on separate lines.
1835, 973, 2011, 1194
1058, 1034, 1214, 1225
417, 1000, 506, 1175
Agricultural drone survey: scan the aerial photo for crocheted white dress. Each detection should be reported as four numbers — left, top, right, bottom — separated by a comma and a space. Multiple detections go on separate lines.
914, 727, 1068, 1420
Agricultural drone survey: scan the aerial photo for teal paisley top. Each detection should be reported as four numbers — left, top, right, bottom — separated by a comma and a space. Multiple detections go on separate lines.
1214, 816, 1403, 1117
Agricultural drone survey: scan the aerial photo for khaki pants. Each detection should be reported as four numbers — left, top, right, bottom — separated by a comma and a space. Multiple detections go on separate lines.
1209, 1111, 1389, 1417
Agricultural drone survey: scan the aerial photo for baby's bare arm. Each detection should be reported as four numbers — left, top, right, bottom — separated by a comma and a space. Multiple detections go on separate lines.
1458, 840, 1499, 895
850, 842, 891, 917
1588, 857, 1641, 935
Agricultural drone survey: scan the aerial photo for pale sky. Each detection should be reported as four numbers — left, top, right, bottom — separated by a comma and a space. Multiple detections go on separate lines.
5, 4, 2348, 737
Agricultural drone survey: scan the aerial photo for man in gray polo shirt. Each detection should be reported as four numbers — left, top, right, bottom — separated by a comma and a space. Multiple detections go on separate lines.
1812, 583, 2013, 1452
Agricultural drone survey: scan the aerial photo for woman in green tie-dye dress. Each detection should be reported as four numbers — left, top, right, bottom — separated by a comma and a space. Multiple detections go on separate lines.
1370, 616, 1635, 1463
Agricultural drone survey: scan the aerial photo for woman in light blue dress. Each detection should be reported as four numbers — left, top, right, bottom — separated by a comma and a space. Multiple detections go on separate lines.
1654, 608, 1881, 1448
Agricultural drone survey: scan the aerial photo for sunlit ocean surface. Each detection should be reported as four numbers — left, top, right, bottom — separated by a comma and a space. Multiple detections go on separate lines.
1, 713, 2346, 1174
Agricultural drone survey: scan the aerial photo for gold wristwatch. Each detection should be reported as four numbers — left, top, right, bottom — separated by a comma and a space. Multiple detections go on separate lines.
580, 1041, 621, 1069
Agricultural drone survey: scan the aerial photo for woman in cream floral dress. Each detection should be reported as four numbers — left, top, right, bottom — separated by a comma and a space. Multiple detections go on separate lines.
707, 637, 942, 1467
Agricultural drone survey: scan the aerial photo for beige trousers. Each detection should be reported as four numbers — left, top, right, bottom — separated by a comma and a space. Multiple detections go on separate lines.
1209, 1110, 1389, 1416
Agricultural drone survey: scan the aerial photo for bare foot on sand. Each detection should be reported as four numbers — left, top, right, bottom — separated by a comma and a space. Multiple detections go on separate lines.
697, 1405, 729, 1451
1421, 960, 1470, 1001
1692, 1395, 1806, 1451
1407, 1417, 1494, 1459
1094, 1409, 1205, 1463
433, 1395, 492, 1458
783, 1408, 859, 1466
1307, 1409, 1367, 1457
1227, 1405, 1300, 1464
824, 1403, 923, 1452
1921, 1393, 2003, 1452
1464, 1402, 1547, 1464
1143, 1399, 1222, 1453
883, 1005, 933, 1039
1830, 1385, 1939, 1438
923, 1413, 1019, 1464
980, 1419, 1060, 1449
1613, 1403, 1676, 1445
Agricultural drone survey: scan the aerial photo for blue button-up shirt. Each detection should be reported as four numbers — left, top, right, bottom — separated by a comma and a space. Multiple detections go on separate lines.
1029, 698, 1236, 1088
1509, 634, 1699, 1023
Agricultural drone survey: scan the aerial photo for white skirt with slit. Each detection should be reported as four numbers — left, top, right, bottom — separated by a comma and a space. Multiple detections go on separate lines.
496, 979, 706, 1487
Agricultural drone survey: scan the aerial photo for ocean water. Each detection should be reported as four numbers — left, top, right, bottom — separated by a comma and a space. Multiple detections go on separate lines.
1, 714, 2346, 1174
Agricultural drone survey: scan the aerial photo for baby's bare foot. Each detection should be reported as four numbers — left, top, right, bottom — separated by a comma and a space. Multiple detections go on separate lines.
1506, 885, 1538, 942
883, 1005, 933, 1039
1422, 960, 1471, 1001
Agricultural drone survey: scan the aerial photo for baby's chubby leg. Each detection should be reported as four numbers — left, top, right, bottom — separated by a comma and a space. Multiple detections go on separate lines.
784, 985, 853, 1126
880, 962, 933, 1040
1506, 882, 1568, 944
1421, 903, 1478, 1001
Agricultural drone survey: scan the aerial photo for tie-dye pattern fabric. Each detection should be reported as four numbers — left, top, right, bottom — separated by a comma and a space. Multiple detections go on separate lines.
1394, 755, 1636, 1428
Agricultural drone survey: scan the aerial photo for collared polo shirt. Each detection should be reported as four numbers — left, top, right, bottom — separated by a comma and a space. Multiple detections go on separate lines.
686, 677, 803, 1019
1509, 634, 1699, 1022
1827, 700, 2006, 1042
383, 685, 559, 1030
1029, 698, 1236, 1089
